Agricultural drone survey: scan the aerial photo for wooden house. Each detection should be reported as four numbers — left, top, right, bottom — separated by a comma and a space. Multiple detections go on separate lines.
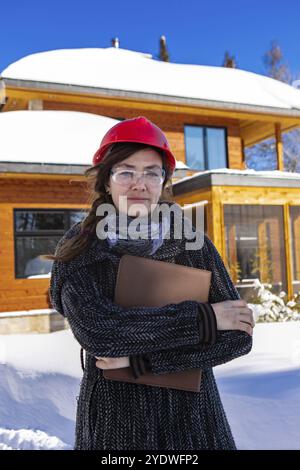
1, 45, 300, 331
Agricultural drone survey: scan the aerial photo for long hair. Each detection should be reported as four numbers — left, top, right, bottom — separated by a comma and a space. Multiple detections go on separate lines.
42, 142, 175, 262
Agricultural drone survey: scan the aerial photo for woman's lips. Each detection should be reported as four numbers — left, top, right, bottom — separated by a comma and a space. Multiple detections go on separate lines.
127, 198, 149, 201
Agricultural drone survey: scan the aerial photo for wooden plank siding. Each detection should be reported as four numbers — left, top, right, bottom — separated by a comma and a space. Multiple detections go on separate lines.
0, 176, 90, 311
42, 100, 243, 170
4, 85, 300, 149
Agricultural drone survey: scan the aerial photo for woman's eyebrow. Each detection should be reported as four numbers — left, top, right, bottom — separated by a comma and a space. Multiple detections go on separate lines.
115, 163, 162, 169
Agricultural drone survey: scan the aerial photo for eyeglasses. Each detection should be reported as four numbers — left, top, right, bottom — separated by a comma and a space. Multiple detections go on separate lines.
110, 168, 166, 187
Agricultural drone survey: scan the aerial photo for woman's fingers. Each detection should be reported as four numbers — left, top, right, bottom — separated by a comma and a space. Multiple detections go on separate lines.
239, 308, 255, 327
96, 358, 111, 369
229, 299, 248, 308
211, 300, 255, 333
237, 314, 254, 335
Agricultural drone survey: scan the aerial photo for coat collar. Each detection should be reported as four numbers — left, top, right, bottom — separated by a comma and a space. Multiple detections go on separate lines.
56, 200, 195, 280
89, 200, 188, 262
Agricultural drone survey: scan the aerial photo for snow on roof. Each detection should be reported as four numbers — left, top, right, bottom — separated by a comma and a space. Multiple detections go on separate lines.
176, 167, 300, 184
0, 110, 184, 168
173, 160, 190, 169
2, 47, 300, 112
0, 110, 119, 165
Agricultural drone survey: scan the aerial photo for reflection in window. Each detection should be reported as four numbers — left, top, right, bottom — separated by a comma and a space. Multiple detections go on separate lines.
15, 211, 65, 231
224, 205, 287, 300
14, 209, 86, 279
290, 206, 300, 294
184, 125, 227, 171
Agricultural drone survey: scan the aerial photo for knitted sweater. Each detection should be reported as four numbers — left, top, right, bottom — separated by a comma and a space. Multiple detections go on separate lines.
49, 209, 252, 450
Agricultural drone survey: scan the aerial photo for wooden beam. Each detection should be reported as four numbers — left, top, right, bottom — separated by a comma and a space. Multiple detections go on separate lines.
275, 122, 284, 171
4, 85, 300, 125
241, 121, 275, 146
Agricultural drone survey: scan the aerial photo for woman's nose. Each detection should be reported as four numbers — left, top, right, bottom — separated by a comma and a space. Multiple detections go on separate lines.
130, 174, 147, 190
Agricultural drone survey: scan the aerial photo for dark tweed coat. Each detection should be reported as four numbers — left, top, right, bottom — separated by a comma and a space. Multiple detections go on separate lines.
49, 205, 252, 450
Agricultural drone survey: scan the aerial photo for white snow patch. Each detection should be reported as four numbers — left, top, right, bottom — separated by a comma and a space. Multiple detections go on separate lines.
0, 427, 70, 450
0, 323, 299, 449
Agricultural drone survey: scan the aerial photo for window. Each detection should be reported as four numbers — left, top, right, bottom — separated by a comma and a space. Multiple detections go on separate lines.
223, 205, 287, 300
14, 209, 86, 279
290, 206, 300, 294
184, 125, 227, 171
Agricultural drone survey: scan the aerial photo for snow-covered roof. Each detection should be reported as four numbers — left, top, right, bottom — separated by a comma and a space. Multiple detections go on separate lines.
0, 110, 119, 165
2, 47, 300, 113
173, 160, 190, 169
0, 110, 184, 168
172, 167, 300, 190
178, 167, 300, 182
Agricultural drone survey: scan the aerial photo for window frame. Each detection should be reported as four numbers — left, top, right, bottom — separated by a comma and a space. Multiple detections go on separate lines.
183, 123, 229, 171
13, 208, 86, 279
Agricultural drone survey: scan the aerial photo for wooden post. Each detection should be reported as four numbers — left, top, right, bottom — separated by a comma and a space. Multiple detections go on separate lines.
211, 187, 224, 255
275, 123, 284, 171
241, 138, 246, 169
283, 204, 293, 300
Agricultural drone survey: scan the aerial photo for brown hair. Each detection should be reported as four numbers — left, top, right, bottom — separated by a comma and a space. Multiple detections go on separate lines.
42, 142, 175, 263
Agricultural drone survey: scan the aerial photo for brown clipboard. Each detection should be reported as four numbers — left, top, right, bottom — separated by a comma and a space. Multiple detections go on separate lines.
103, 254, 211, 392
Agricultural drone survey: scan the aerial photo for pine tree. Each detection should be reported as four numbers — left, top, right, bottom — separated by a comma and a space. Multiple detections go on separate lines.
222, 51, 237, 68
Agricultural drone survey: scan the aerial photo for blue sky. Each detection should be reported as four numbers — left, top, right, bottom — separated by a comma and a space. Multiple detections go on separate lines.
1, 0, 300, 78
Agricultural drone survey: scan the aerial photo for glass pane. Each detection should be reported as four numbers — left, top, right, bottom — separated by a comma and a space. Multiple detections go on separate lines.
245, 137, 277, 171
206, 128, 227, 169
183, 204, 207, 238
224, 205, 287, 301
290, 206, 300, 294
184, 125, 205, 170
15, 211, 65, 232
69, 210, 87, 226
15, 236, 61, 278
191, 205, 207, 234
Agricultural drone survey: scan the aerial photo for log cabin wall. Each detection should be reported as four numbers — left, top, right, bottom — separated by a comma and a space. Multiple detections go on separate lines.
43, 101, 244, 170
0, 175, 88, 312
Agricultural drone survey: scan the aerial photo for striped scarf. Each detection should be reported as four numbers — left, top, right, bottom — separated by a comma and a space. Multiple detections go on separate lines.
104, 208, 171, 256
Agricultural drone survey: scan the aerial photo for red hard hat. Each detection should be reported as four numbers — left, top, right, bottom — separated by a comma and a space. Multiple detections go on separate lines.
92, 116, 176, 171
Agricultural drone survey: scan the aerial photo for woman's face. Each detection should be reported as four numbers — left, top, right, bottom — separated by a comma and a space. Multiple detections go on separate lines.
106, 148, 164, 217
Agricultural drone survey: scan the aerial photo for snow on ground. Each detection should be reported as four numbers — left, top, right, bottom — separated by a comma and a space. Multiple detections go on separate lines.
214, 322, 300, 450
0, 330, 81, 450
0, 322, 299, 450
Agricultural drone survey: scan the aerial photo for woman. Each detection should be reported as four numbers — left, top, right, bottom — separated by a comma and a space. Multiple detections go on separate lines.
47, 116, 254, 451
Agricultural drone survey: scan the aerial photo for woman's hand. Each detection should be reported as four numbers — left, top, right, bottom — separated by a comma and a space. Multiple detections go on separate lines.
95, 356, 130, 369
210, 299, 255, 336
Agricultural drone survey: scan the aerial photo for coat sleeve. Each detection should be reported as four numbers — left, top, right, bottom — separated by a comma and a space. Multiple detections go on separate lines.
50, 264, 214, 358
131, 235, 253, 375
